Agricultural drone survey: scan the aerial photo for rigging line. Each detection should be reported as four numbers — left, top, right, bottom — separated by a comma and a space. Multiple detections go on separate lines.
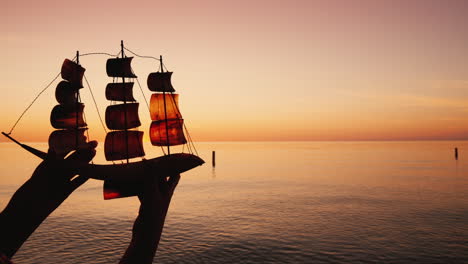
184, 125, 196, 155
160, 143, 167, 156
82, 110, 91, 141
134, 76, 167, 155
7, 72, 61, 135
168, 94, 199, 156
184, 128, 193, 154
133, 74, 166, 155
123, 47, 161, 61
167, 93, 195, 155
161, 61, 169, 72
134, 75, 150, 113
84, 74, 108, 134
80, 52, 118, 57
78, 93, 91, 141
183, 120, 197, 156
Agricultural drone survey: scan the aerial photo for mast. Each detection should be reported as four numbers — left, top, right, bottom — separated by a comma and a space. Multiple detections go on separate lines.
147, 59, 187, 150
122, 40, 129, 163
104, 41, 144, 162
75, 50, 80, 149
49, 56, 87, 157
161, 55, 171, 155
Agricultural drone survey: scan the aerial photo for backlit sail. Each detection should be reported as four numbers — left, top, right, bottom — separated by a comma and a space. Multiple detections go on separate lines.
148, 58, 187, 152
104, 42, 144, 162
49, 56, 88, 157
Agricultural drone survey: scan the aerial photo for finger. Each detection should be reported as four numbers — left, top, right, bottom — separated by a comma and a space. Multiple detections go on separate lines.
65, 150, 96, 174
66, 141, 98, 164
168, 174, 180, 186
85, 140, 98, 149
167, 174, 181, 193
158, 175, 169, 193
61, 142, 97, 177
68, 175, 89, 192
159, 174, 168, 184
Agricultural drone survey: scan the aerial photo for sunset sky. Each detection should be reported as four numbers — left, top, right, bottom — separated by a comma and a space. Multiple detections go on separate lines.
1, 0, 468, 142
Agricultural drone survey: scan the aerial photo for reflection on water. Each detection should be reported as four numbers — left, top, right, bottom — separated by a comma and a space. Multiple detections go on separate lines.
1, 141, 468, 263
211, 167, 216, 179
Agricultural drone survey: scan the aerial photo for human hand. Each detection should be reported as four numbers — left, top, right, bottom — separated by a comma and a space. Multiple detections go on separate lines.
120, 174, 181, 264
0, 141, 97, 258
29, 140, 98, 210
138, 174, 181, 219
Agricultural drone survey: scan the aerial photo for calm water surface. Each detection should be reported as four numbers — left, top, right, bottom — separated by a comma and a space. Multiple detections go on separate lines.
1, 141, 467, 263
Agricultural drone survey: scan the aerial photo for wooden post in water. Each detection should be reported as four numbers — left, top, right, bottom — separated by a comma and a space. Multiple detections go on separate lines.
455, 147, 458, 160
212, 151, 216, 167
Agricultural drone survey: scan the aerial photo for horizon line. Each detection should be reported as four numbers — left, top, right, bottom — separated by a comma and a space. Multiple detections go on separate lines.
2, 139, 468, 144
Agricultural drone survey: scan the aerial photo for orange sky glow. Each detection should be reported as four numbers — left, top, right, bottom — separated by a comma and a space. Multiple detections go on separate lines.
1, 0, 468, 142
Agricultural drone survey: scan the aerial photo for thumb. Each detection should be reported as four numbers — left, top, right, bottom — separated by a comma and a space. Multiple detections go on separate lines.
68, 175, 89, 192
66, 141, 98, 165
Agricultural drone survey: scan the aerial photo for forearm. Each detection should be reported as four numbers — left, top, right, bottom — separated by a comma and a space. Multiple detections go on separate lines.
120, 174, 179, 264
119, 206, 166, 264
0, 143, 95, 259
0, 179, 60, 257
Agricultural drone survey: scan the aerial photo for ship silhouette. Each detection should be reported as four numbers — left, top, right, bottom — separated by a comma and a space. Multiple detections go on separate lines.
3, 41, 204, 199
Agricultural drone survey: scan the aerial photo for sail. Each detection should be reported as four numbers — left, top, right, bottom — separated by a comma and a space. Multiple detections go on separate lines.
55, 81, 76, 105
105, 103, 141, 130
50, 103, 86, 129
149, 119, 187, 146
150, 93, 181, 121
147, 72, 175, 92
104, 131, 145, 161
61, 59, 85, 89
106, 57, 137, 78
48, 129, 87, 156
106, 83, 135, 102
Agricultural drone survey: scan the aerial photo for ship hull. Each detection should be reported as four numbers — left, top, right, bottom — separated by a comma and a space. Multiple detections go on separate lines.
79, 153, 204, 181
80, 153, 204, 200
2, 131, 205, 199
1, 133, 204, 180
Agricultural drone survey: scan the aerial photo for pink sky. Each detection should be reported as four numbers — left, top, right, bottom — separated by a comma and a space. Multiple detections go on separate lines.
1, 0, 468, 142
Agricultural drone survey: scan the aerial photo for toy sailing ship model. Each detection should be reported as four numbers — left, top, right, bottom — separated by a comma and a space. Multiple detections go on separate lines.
3, 41, 204, 199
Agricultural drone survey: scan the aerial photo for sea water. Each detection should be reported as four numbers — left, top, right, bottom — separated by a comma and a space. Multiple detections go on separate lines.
1, 141, 467, 263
